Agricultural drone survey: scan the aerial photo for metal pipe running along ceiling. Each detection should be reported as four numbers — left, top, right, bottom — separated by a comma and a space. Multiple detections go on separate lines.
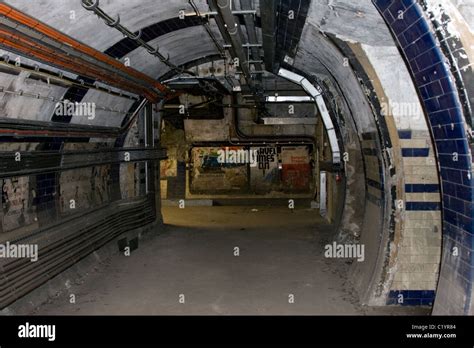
278, 68, 341, 164
0, 3, 171, 102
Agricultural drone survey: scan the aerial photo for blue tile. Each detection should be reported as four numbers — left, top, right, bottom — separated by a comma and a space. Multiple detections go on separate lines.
425, 97, 441, 113
415, 62, 448, 86
443, 123, 467, 139
447, 196, 465, 214
401, 0, 415, 8
438, 93, 459, 110
445, 209, 458, 225
456, 140, 470, 155
460, 228, 474, 248
403, 3, 422, 25
397, 31, 410, 48
443, 221, 459, 240
421, 299, 434, 306
402, 148, 430, 157
440, 77, 452, 94
464, 201, 474, 217
407, 44, 423, 62
402, 19, 425, 46
415, 32, 436, 54
424, 80, 444, 99
381, 4, 474, 311
432, 124, 447, 139
439, 154, 470, 169
457, 259, 474, 282
420, 290, 436, 299
391, 17, 409, 34
405, 184, 440, 193
403, 299, 422, 306
388, 1, 408, 23
455, 183, 472, 201
387, 290, 435, 306
446, 169, 463, 184
374, 0, 394, 11
383, 8, 397, 25
458, 213, 473, 234
420, 86, 429, 99
449, 107, 464, 124
398, 130, 412, 139
436, 140, 459, 154
406, 202, 441, 210
462, 172, 472, 186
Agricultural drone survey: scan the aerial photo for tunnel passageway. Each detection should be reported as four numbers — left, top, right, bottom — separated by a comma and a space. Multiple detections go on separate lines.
0, 0, 472, 318
25, 206, 426, 315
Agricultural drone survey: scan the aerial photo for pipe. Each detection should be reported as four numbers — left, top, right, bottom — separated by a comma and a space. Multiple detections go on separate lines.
230, 93, 315, 144
278, 68, 341, 164
188, 0, 226, 58
0, 59, 137, 101
0, 3, 170, 100
239, 0, 263, 73
81, 0, 194, 77
212, 0, 255, 89
260, 0, 277, 73
0, 27, 158, 101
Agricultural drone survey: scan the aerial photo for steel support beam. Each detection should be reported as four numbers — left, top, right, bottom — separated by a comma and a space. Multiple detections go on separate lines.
0, 147, 167, 178
260, 0, 277, 73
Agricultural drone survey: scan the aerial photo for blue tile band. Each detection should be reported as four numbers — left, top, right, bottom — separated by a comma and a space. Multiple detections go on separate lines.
406, 202, 441, 211
373, 0, 473, 313
405, 184, 440, 193
387, 290, 435, 306
401, 148, 430, 157
398, 130, 412, 139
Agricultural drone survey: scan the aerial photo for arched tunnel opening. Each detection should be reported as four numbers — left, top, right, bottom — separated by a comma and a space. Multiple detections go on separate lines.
0, 0, 473, 325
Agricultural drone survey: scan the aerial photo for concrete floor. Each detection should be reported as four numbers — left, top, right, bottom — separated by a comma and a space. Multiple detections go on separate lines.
32, 206, 429, 315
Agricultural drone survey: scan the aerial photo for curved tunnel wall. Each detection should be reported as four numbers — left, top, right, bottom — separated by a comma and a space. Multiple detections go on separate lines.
0, 0, 472, 314
374, 0, 474, 314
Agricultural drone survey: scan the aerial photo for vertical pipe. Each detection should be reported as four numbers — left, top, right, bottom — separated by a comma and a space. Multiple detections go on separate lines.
260, 0, 277, 72
213, 0, 254, 89
239, 0, 263, 73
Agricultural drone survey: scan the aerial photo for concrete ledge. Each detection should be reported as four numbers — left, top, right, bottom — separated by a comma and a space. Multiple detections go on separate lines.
161, 199, 214, 207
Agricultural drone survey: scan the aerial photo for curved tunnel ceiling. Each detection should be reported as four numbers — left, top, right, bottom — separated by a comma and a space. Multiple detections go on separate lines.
0, 0, 405, 129
4, 0, 397, 83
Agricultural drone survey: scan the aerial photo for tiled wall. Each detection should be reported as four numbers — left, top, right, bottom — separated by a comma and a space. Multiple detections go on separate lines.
374, 0, 473, 314
392, 129, 441, 298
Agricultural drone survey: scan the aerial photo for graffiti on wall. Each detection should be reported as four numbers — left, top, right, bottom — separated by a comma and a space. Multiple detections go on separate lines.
188, 146, 313, 195
250, 147, 279, 193
1, 177, 36, 233
190, 147, 248, 193
281, 146, 311, 191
